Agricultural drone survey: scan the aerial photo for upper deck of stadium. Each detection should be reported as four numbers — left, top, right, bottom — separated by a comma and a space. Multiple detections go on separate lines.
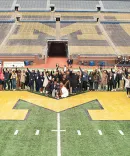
0, 0, 130, 12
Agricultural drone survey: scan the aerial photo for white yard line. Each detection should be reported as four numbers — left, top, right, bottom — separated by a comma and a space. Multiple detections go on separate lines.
14, 130, 19, 135
98, 130, 103, 135
118, 130, 124, 135
57, 113, 61, 156
77, 130, 81, 136
35, 130, 40, 135
52, 113, 66, 156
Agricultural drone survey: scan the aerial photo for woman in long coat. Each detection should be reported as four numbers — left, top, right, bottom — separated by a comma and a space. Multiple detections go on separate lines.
20, 70, 26, 89
100, 70, 108, 90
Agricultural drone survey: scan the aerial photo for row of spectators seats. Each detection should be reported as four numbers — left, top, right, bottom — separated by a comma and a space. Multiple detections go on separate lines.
0, 0, 130, 11
0, 0, 14, 10
0, 22, 130, 57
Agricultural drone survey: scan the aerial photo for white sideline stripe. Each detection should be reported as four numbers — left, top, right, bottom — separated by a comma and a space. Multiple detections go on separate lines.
35, 130, 40, 135
98, 130, 103, 135
52, 130, 66, 132
14, 130, 19, 135
118, 130, 124, 135
57, 113, 61, 156
77, 130, 81, 135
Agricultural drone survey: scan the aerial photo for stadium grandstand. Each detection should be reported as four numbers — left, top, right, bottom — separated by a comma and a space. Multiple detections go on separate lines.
0, 1, 130, 156
0, 0, 129, 67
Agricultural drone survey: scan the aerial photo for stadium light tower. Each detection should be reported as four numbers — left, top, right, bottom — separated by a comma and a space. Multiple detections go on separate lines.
55, 14, 61, 40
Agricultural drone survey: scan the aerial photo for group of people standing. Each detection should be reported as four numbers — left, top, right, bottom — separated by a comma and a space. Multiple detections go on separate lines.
0, 65, 130, 98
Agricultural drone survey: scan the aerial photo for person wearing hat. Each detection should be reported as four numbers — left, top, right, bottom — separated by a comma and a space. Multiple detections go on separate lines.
123, 74, 130, 98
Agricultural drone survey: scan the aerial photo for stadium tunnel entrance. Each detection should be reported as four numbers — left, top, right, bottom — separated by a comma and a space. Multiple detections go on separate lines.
47, 40, 68, 57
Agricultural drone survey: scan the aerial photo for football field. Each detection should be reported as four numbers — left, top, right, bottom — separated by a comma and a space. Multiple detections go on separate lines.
0, 92, 130, 156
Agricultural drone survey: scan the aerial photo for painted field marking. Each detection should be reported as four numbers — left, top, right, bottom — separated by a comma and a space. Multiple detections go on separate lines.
35, 130, 40, 135
52, 113, 66, 156
77, 130, 81, 136
98, 130, 103, 135
57, 113, 61, 156
14, 130, 19, 135
52, 130, 66, 132
118, 130, 124, 135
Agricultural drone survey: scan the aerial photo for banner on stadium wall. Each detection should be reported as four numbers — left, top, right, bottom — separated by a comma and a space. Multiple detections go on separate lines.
3, 62, 25, 68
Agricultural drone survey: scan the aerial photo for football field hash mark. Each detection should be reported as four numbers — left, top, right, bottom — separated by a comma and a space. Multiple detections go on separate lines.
14, 130, 19, 135
98, 130, 103, 135
77, 130, 81, 135
35, 130, 40, 135
52, 130, 66, 132
118, 130, 124, 135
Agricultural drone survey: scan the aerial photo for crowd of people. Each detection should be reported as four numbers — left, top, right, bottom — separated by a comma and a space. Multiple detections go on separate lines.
0, 65, 130, 99
116, 56, 130, 65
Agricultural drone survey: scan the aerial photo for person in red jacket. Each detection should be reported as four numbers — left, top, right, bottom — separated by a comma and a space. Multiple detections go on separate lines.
0, 66, 4, 90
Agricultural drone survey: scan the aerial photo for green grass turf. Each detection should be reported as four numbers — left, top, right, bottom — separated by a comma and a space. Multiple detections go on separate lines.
0, 100, 130, 156
0, 101, 57, 156
61, 101, 130, 156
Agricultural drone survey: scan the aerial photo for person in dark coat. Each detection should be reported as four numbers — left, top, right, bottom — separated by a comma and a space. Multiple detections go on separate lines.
79, 66, 88, 91
111, 68, 118, 91
27, 68, 35, 91
88, 72, 94, 91
35, 70, 41, 92
25, 71, 29, 89
107, 71, 113, 91
76, 71, 82, 93
51, 81, 59, 98
67, 59, 73, 66
3, 68, 9, 90
8, 69, 12, 90
116, 70, 123, 90
69, 70, 78, 94
39, 72, 44, 93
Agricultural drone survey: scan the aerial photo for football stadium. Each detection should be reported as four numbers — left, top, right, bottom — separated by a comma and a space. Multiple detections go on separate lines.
0, 0, 130, 156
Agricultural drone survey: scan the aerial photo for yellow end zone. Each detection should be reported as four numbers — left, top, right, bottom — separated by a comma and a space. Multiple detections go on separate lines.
0, 91, 130, 120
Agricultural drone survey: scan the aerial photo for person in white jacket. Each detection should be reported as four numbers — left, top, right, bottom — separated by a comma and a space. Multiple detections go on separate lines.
43, 70, 48, 93
56, 82, 69, 99
123, 75, 130, 98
